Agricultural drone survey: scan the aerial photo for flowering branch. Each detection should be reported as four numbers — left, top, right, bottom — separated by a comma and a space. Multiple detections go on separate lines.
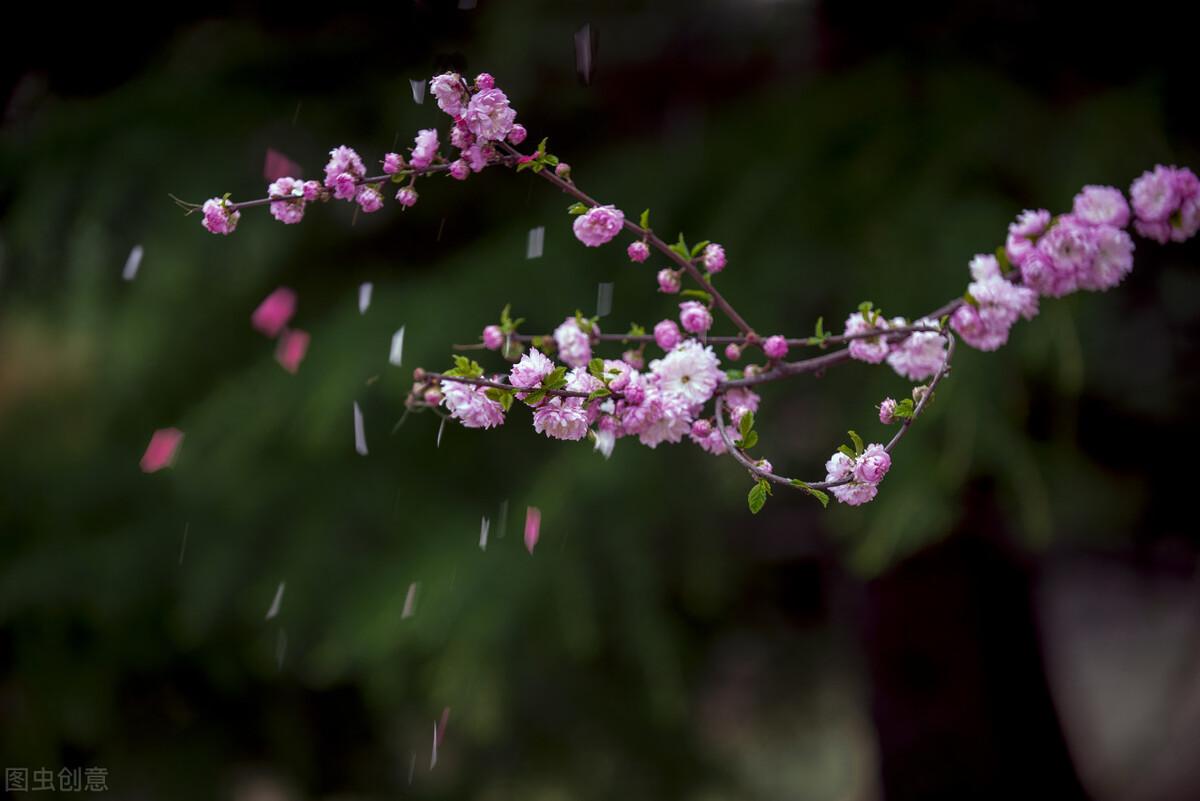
181, 69, 1199, 514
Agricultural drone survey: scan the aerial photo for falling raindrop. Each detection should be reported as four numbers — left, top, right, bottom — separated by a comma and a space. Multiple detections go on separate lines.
410, 78, 426, 105
479, 516, 490, 551
596, 282, 614, 318
178, 522, 189, 565
430, 720, 439, 769
389, 326, 406, 367
407, 752, 416, 785
436, 417, 446, 448
122, 245, 143, 281
354, 402, 369, 456
497, 500, 509, 539
524, 506, 542, 554
402, 582, 420, 619
358, 282, 373, 314
265, 581, 285, 620
574, 24, 597, 85
526, 226, 545, 259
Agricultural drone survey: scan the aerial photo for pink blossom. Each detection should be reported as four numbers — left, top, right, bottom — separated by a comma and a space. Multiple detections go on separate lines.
950, 269, 1037, 351
1035, 217, 1095, 296
251, 287, 297, 337
396, 187, 418, 208
1077, 225, 1134, 291
555, 162, 572, 179
430, 72, 466, 116
553, 317, 594, 368
533, 397, 590, 440
463, 88, 517, 142
475, 73, 495, 90
140, 427, 184, 473
649, 340, 723, 411
410, 129, 440, 169
854, 444, 891, 484
441, 380, 506, 428
1073, 185, 1130, 227
383, 152, 405, 174
1131, 165, 1179, 223
507, 123, 528, 145
201, 198, 240, 235
464, 143, 489, 172
267, 178, 311, 224
573, 205, 625, 247
755, 459, 773, 474
885, 318, 947, 381
1134, 218, 1172, 244
702, 243, 727, 273
627, 241, 650, 263
879, 398, 897, 424
844, 312, 890, 363
824, 452, 878, 506
355, 185, 383, 213
679, 301, 712, 334
275, 328, 310, 373
762, 335, 788, 360
622, 349, 644, 370
724, 387, 760, 426
324, 146, 365, 197
1005, 209, 1051, 263
657, 269, 681, 294
449, 123, 473, 151
653, 320, 681, 351
510, 347, 555, 393
482, 325, 504, 350
724, 343, 742, 361
969, 254, 1001, 282
423, 388, 442, 406
690, 420, 727, 455
627, 387, 692, 448
1018, 249, 1072, 298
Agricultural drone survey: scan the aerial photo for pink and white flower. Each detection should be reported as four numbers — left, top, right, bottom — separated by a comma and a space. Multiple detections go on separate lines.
553, 317, 594, 368
463, 88, 517, 142
442, 380, 505, 429
573, 205, 625, 247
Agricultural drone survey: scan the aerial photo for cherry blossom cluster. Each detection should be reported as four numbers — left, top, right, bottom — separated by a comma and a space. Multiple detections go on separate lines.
182, 70, 1198, 513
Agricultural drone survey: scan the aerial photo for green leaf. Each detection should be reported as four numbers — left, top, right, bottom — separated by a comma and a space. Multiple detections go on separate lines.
500, 303, 513, 327
586, 388, 611, 402
815, 316, 825, 338
725, 368, 743, 380
485, 388, 515, 412
567, 202, 588, 215
791, 480, 830, 508
627, 323, 646, 338
680, 289, 713, 304
963, 291, 979, 308
838, 444, 856, 459
747, 479, 770, 514
542, 366, 568, 391
689, 239, 711, 257
995, 246, 1013, 274
445, 355, 484, 379
523, 388, 548, 406
536, 137, 548, 156
532, 163, 544, 173
739, 412, 755, 440
668, 233, 690, 260
848, 429, 864, 456
893, 398, 915, 420
588, 358, 606, 379
544, 154, 559, 166
740, 431, 759, 450
640, 208, 651, 229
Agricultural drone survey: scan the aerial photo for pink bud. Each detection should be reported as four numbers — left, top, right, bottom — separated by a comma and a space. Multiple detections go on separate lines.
396, 187, 419, 208
657, 268, 681, 294
654, 319, 681, 350
879, 398, 897, 424
483, 325, 504, 350
622, 349, 644, 370
627, 241, 650, 263
724, 343, 742, 360
507, 123, 528, 145
383, 152, 405, 174
475, 72, 495, 90
555, 162, 571, 179
140, 427, 184, 473
691, 419, 712, 438
251, 287, 297, 338
678, 300, 713, 334
703, 243, 727, 273
762, 335, 788, 360
449, 159, 470, 181
423, 388, 443, 406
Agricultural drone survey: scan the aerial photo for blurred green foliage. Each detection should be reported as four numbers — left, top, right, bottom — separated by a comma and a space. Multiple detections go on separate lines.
1, 3, 1197, 799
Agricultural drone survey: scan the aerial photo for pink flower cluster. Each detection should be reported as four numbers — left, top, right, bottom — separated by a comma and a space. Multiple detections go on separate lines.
1130, 165, 1200, 244
441, 380, 506, 429
825, 443, 891, 506
267, 177, 321, 224
431, 71, 524, 179
201, 198, 240, 235
573, 205, 625, 247
951, 255, 1039, 351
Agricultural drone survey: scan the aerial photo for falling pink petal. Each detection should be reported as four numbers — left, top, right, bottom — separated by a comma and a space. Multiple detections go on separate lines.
436, 707, 451, 746
252, 287, 297, 338
264, 148, 302, 182
140, 427, 184, 473
524, 506, 541, 554
275, 329, 310, 373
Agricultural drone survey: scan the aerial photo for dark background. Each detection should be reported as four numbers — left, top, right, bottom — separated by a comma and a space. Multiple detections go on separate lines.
2, 2, 1199, 799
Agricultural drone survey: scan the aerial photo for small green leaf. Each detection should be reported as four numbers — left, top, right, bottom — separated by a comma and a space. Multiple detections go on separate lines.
893, 398, 915, 420
668, 232, 690, 260
747, 479, 770, 514
739, 412, 755, 440
543, 366, 568, 390
588, 358, 605, 379
544, 154, 559, 166
791, 480, 829, 508
680, 289, 713, 304
485, 388, 515, 411
523, 388, 548, 406
536, 137, 548, 156
500, 303, 513, 327
848, 429, 864, 456
740, 431, 759, 450
586, 388, 611, 402
963, 291, 979, 308
995, 246, 1013, 274
815, 316, 825, 338
640, 208, 651, 229
725, 368, 743, 380
689, 239, 711, 258
838, 444, 856, 459
567, 202, 588, 215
